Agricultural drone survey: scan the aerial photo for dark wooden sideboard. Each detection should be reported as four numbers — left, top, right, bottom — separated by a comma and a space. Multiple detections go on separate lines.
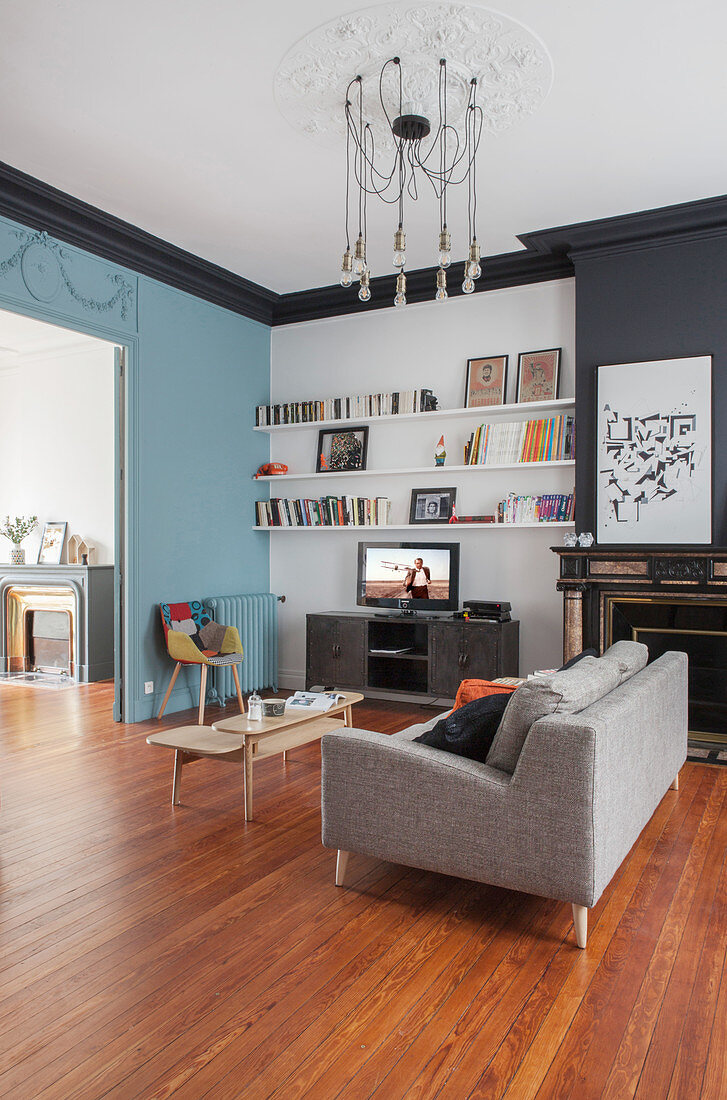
306, 612, 519, 700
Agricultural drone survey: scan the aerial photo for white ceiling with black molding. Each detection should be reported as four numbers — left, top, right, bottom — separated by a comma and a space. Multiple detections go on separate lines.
1, 0, 726, 294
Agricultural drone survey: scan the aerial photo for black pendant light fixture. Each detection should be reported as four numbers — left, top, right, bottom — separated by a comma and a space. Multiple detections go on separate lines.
339, 56, 484, 306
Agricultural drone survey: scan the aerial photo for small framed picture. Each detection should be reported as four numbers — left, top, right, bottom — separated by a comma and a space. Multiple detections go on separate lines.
409, 487, 457, 524
464, 355, 508, 408
316, 426, 369, 472
37, 521, 67, 565
516, 348, 561, 403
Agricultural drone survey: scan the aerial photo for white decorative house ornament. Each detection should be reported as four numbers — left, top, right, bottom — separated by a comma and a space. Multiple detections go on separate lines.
274, 3, 553, 150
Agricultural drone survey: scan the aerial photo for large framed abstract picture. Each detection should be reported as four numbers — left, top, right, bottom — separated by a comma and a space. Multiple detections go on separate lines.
597, 356, 712, 544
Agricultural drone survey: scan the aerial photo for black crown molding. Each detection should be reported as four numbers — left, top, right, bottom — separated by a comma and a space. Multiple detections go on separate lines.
519, 193, 727, 261
274, 249, 573, 325
2, 159, 727, 327
0, 160, 277, 325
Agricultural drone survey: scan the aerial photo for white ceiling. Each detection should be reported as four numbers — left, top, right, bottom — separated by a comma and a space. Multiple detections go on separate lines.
1, 0, 726, 295
0, 308, 109, 368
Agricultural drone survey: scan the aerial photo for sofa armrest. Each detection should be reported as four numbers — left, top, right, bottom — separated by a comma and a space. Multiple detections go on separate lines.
513, 650, 687, 902
321, 727, 597, 906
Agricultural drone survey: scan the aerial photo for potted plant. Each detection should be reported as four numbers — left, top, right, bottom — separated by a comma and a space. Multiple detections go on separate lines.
2, 515, 38, 565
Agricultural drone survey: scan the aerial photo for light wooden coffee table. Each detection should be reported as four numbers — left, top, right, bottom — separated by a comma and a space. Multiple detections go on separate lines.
147, 691, 363, 821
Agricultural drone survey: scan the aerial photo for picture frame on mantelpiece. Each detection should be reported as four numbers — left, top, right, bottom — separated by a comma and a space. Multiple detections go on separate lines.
596, 355, 712, 544
37, 521, 67, 565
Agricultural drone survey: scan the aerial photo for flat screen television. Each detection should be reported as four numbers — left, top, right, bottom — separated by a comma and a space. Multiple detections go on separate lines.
357, 541, 460, 612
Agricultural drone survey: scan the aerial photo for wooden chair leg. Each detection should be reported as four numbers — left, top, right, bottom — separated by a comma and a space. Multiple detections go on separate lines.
335, 850, 350, 887
198, 664, 208, 725
231, 662, 245, 714
572, 903, 588, 949
172, 750, 184, 805
670, 773, 679, 791
157, 663, 181, 719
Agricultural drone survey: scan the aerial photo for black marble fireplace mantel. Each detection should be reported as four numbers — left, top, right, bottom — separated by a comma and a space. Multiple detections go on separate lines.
0, 564, 114, 682
552, 545, 727, 746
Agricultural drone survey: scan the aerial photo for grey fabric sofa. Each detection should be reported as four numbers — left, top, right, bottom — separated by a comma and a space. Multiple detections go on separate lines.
321, 644, 687, 948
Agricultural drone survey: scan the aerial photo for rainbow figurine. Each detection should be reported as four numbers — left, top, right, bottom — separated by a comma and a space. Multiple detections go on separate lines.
435, 435, 446, 466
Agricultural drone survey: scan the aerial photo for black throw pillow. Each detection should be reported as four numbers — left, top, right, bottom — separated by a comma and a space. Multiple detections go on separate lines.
413, 692, 512, 764
558, 647, 598, 671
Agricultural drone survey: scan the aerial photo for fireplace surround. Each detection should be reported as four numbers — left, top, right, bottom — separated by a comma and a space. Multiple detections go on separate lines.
0, 564, 114, 682
553, 546, 727, 746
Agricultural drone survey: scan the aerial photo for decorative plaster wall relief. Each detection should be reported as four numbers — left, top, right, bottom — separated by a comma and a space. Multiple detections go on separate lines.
0, 229, 135, 320
274, 3, 553, 149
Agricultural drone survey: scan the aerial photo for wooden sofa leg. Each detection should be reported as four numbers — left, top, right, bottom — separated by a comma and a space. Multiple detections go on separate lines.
670, 773, 679, 791
335, 850, 350, 887
572, 903, 588, 949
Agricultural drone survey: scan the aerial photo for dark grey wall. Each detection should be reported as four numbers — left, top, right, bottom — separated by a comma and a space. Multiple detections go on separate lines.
574, 237, 727, 544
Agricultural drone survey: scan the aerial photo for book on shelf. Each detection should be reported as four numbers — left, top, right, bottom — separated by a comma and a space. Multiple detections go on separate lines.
369, 646, 414, 655
255, 389, 437, 426
286, 690, 346, 711
455, 515, 496, 524
463, 415, 575, 465
495, 491, 575, 525
255, 495, 392, 528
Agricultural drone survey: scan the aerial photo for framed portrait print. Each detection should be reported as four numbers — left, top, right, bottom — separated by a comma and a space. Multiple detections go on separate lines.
464, 355, 508, 408
409, 487, 457, 524
37, 521, 67, 565
516, 348, 561, 403
597, 355, 712, 544
316, 426, 368, 472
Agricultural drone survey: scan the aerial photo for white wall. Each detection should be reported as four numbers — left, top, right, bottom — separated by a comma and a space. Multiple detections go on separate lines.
270, 279, 576, 688
0, 342, 116, 564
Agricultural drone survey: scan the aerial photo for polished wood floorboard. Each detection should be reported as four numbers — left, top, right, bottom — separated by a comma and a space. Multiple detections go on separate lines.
0, 681, 725, 1099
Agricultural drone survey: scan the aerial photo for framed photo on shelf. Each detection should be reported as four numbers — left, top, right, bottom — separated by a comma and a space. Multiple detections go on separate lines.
37, 521, 67, 565
409, 487, 457, 524
516, 348, 561, 403
464, 355, 508, 408
316, 426, 369, 473
596, 355, 712, 544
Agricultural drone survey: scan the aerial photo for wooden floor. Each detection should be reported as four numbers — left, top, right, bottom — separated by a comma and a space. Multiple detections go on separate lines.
0, 682, 725, 1100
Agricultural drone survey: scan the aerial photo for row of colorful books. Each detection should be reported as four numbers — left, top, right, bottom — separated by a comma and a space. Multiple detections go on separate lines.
255, 389, 437, 426
255, 496, 392, 527
464, 415, 575, 465
496, 492, 575, 524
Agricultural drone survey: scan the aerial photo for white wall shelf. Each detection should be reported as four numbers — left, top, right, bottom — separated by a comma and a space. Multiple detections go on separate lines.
253, 522, 575, 532
254, 397, 575, 433
254, 459, 575, 483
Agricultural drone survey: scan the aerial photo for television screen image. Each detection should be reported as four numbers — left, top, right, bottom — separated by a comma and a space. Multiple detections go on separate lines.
357, 543, 460, 612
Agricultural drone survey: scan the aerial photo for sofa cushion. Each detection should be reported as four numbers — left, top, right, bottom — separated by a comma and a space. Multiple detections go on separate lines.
602, 640, 649, 683
452, 678, 517, 712
486, 654, 623, 774
413, 692, 511, 764
559, 647, 598, 670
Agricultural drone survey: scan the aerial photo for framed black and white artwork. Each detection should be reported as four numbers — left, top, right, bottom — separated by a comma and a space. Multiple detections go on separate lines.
597, 356, 712, 544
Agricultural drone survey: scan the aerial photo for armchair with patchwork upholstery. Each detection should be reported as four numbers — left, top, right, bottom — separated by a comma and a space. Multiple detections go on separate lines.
157, 600, 244, 723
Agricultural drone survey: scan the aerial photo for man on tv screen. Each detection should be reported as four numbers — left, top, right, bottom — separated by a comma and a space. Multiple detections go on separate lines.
404, 557, 430, 599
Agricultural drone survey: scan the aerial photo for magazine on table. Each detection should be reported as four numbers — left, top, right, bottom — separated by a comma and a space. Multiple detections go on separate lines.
286, 690, 347, 712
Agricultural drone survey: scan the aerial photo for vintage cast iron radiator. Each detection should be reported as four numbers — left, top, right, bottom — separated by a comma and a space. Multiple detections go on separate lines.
203, 593, 280, 705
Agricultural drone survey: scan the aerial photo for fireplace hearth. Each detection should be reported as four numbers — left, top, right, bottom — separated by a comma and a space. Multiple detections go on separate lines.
553, 546, 727, 748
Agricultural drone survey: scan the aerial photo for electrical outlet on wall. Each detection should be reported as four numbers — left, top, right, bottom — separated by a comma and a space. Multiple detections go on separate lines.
144, 681, 154, 695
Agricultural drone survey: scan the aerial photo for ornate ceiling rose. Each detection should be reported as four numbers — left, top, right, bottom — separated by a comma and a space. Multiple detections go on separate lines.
274, 2, 553, 149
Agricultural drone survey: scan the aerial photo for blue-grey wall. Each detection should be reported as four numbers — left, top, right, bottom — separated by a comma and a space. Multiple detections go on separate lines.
0, 215, 270, 720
